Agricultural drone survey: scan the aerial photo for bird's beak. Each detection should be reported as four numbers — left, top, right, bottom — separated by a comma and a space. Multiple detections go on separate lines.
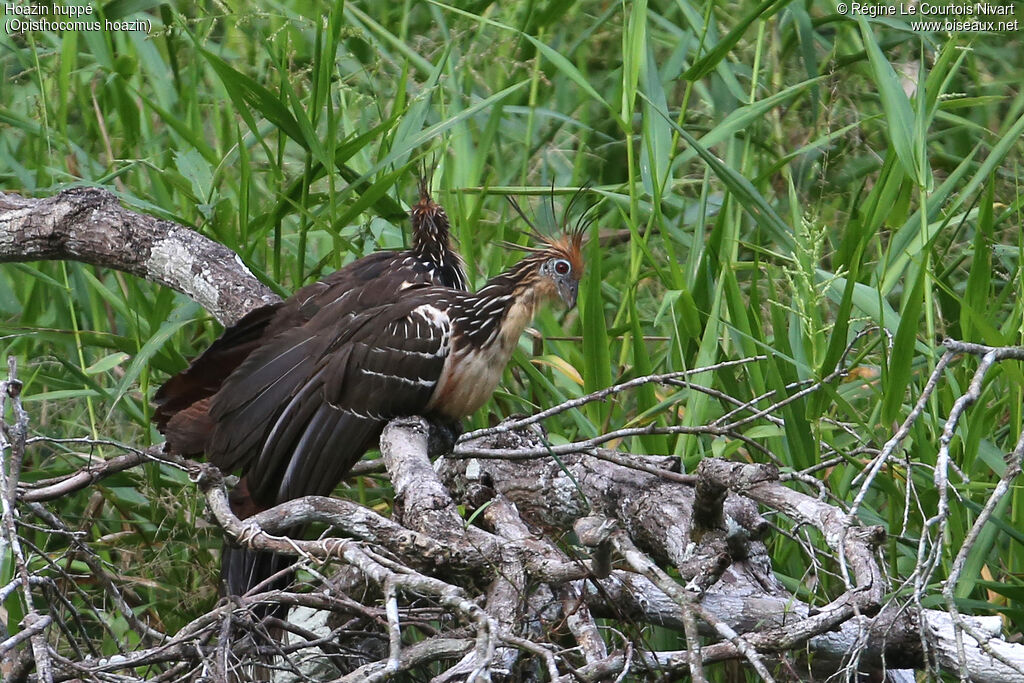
557, 279, 579, 308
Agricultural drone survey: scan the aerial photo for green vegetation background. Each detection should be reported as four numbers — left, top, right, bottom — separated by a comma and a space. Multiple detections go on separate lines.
1, 0, 1022, 671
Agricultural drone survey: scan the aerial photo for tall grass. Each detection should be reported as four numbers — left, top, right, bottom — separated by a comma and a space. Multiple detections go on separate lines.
2, 0, 1023, 672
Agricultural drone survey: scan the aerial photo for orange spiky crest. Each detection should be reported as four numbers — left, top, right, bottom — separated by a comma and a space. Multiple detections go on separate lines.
504, 187, 594, 274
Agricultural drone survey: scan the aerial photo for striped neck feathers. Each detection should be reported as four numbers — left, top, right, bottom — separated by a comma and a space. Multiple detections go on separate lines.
454, 255, 556, 348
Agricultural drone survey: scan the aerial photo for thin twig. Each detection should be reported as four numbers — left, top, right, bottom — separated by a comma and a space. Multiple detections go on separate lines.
459, 357, 767, 442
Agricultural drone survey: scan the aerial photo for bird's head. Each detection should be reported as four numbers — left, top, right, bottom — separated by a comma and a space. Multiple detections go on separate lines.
534, 234, 585, 308
506, 190, 593, 309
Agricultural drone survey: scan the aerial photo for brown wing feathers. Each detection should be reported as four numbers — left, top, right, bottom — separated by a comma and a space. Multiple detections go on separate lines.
216, 295, 451, 504
153, 183, 468, 616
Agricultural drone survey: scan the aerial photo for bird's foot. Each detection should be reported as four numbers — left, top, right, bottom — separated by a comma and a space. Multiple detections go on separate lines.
426, 418, 463, 457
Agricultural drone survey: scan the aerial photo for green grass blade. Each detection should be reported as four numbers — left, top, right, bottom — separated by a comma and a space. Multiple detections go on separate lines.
855, 17, 922, 186
881, 256, 927, 424
643, 94, 795, 254
682, 0, 788, 80
580, 227, 612, 426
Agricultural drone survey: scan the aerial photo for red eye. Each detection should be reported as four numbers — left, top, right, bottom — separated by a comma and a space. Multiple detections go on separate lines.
554, 259, 571, 275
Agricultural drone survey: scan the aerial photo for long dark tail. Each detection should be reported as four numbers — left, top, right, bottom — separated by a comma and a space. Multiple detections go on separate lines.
220, 542, 296, 682
223, 479, 297, 627
221, 543, 296, 623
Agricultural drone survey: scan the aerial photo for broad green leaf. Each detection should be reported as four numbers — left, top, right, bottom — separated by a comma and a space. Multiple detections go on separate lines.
676, 77, 821, 167
85, 352, 131, 376
644, 93, 795, 254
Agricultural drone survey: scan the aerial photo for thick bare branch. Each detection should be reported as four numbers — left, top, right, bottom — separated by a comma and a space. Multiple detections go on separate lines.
0, 188, 277, 324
